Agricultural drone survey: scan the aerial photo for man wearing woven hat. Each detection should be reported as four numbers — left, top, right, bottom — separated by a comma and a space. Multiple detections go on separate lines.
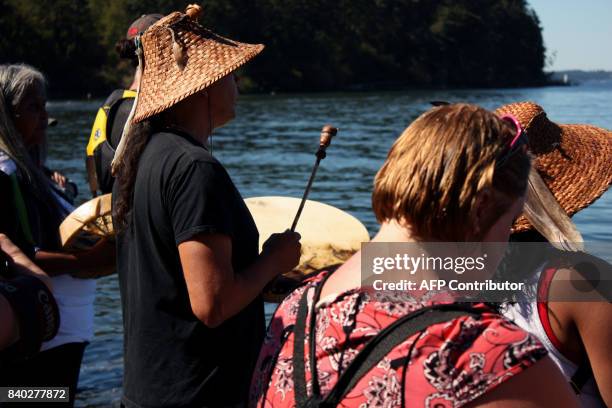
497, 102, 612, 407
110, 5, 301, 407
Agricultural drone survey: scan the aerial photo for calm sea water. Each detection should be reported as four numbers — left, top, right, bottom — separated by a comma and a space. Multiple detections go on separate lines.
45, 82, 612, 407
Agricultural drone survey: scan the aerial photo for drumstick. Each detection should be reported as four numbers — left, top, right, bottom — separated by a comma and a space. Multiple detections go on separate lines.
290, 125, 338, 231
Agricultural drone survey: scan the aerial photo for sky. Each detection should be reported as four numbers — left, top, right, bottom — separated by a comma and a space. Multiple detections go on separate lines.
528, 0, 612, 71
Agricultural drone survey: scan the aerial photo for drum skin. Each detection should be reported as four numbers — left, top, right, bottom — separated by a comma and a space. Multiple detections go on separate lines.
245, 196, 370, 302
59, 193, 113, 250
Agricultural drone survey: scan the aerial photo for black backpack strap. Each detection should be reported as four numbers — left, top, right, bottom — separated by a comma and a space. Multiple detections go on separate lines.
292, 287, 310, 406
570, 357, 593, 394
321, 303, 484, 405
292, 274, 332, 406
292, 275, 486, 408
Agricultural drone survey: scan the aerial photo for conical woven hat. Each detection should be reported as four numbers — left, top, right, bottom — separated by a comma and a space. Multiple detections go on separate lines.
495, 102, 612, 233
133, 5, 264, 123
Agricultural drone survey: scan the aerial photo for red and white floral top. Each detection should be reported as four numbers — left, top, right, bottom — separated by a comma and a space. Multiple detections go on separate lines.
250, 272, 547, 407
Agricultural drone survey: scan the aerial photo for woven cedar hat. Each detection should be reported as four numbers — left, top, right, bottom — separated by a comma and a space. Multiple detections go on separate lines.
495, 102, 612, 233
132, 4, 264, 123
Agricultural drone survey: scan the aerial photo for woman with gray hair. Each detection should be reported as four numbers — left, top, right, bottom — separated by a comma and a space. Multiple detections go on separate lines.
0, 64, 113, 406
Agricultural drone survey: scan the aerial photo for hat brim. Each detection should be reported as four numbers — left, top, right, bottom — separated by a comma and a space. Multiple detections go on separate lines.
496, 103, 612, 233
514, 123, 612, 233
133, 12, 264, 123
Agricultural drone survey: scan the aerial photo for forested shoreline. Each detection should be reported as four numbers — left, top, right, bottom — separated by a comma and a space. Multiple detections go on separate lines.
1, 0, 549, 98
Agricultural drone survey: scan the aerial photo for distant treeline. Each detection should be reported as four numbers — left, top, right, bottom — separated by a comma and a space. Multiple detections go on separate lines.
0, 0, 547, 97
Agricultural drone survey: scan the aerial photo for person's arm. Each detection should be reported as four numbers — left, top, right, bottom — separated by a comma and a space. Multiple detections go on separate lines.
549, 258, 612, 406
34, 239, 115, 277
570, 300, 612, 406
167, 159, 300, 327
179, 230, 300, 328
0, 234, 51, 289
466, 357, 580, 407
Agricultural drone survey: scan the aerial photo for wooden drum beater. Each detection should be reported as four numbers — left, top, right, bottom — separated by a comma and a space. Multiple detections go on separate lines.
290, 125, 338, 231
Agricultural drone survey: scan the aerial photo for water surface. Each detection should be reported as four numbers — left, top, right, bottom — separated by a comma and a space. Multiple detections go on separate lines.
44, 82, 612, 407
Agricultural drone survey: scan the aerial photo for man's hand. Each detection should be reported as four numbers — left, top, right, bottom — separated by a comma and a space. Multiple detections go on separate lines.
261, 230, 302, 275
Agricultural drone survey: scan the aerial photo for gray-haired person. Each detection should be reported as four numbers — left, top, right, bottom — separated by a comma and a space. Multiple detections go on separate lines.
0, 63, 114, 406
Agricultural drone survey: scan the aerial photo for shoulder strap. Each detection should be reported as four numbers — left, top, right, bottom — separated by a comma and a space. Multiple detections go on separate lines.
86, 89, 136, 157
538, 266, 593, 393
104, 89, 135, 107
569, 357, 592, 394
292, 276, 484, 407
322, 303, 483, 405
293, 287, 309, 406
536, 267, 564, 350
293, 274, 330, 406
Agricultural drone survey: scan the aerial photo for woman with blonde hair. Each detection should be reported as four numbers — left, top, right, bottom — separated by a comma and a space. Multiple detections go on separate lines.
497, 102, 612, 407
250, 103, 579, 407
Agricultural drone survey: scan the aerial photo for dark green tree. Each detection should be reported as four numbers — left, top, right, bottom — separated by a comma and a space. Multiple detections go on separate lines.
1, 0, 548, 96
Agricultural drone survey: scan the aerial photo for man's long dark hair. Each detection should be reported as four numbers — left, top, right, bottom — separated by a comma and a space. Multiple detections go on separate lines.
113, 118, 155, 231
116, 38, 139, 67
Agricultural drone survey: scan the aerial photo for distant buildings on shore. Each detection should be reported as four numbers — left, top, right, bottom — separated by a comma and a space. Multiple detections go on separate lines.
548, 70, 612, 85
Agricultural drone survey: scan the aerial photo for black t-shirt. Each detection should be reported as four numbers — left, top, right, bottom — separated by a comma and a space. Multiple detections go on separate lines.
113, 131, 265, 408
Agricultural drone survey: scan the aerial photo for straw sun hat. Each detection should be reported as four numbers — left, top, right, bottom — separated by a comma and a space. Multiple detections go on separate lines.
133, 4, 263, 122
112, 4, 263, 172
495, 102, 612, 233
